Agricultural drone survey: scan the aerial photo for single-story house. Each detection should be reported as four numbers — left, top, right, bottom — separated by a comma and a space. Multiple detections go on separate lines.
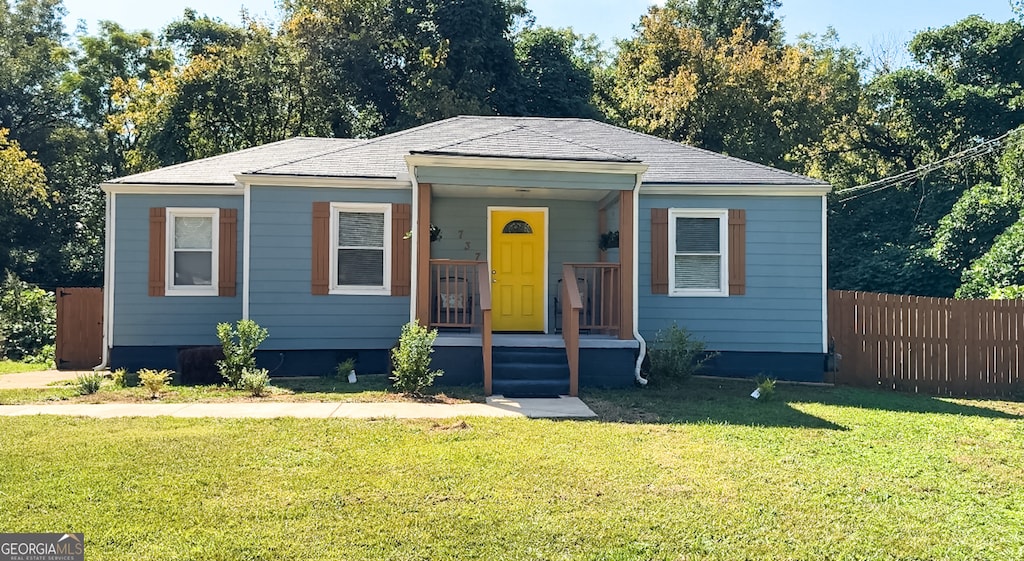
99, 116, 830, 396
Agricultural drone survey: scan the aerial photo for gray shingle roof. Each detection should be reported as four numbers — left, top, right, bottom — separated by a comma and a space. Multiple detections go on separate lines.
105, 116, 827, 186
106, 137, 364, 185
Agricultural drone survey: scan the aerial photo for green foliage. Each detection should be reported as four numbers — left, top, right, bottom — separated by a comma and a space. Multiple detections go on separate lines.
0, 273, 56, 361
216, 320, 269, 389
240, 368, 271, 397
23, 343, 54, 367
390, 321, 443, 394
931, 182, 1020, 274
110, 368, 128, 388
957, 221, 1024, 298
137, 368, 172, 398
988, 285, 1024, 300
335, 358, 356, 380
514, 27, 602, 118
647, 323, 710, 382
75, 371, 104, 395
754, 376, 776, 401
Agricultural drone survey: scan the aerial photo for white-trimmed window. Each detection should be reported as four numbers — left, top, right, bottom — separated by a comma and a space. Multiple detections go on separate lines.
669, 209, 729, 297
166, 208, 219, 296
330, 202, 391, 295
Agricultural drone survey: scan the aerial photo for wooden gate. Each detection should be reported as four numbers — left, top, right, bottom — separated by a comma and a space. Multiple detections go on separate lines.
56, 287, 103, 370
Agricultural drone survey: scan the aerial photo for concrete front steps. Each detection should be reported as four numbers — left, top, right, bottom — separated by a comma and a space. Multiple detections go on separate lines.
491, 347, 570, 397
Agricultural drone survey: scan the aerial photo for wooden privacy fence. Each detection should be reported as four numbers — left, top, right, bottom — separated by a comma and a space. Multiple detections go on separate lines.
55, 287, 103, 370
828, 290, 1024, 396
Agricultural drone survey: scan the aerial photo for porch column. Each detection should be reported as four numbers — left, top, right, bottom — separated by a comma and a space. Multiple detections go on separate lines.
415, 182, 432, 325
618, 189, 634, 340
597, 206, 607, 263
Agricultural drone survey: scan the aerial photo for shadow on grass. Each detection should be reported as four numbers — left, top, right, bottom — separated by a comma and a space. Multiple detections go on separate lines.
582, 377, 1021, 428
271, 374, 485, 403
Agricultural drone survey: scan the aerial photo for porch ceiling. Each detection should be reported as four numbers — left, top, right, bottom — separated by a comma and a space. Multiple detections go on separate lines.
431, 184, 616, 201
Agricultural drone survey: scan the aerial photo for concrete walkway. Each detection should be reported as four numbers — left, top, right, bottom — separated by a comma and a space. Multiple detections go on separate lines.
0, 395, 597, 420
0, 369, 82, 389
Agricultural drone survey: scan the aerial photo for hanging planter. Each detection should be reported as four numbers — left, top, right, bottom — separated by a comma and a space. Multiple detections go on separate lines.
599, 230, 619, 251
403, 224, 443, 243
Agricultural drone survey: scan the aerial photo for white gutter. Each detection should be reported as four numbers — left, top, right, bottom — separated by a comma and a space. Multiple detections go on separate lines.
632, 175, 648, 386
93, 191, 113, 370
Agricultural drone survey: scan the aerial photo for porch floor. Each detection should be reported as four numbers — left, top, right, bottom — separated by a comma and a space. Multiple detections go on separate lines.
434, 332, 639, 349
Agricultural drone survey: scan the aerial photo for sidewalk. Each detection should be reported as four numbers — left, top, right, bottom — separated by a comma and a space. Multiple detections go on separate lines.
0, 396, 598, 420
0, 369, 82, 389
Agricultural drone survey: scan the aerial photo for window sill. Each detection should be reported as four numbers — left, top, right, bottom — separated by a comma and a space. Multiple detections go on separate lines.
328, 287, 392, 296
668, 290, 729, 298
165, 288, 219, 297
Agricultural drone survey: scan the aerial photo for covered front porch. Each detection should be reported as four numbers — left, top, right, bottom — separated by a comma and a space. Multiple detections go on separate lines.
406, 156, 643, 395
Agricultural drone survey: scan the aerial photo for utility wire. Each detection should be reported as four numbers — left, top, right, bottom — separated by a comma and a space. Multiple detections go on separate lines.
835, 128, 1020, 202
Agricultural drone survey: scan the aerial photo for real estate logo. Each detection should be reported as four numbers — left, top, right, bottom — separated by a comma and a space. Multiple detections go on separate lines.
0, 534, 83, 561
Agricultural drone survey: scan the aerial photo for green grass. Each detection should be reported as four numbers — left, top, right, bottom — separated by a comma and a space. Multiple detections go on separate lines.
0, 360, 50, 375
0, 374, 482, 405
1, 378, 1022, 560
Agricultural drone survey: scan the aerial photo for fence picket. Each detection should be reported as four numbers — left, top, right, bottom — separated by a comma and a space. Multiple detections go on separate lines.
828, 290, 1022, 397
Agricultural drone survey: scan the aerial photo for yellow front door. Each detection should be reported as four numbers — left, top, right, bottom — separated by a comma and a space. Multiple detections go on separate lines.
490, 209, 546, 332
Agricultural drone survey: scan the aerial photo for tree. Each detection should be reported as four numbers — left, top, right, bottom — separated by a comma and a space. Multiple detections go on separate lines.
514, 27, 602, 118
957, 220, 1024, 298
666, 0, 782, 45
0, 129, 48, 275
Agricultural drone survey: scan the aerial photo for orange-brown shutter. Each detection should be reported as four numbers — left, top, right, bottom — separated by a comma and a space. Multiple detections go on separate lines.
312, 202, 331, 295
391, 203, 412, 296
218, 208, 237, 297
650, 208, 669, 294
728, 209, 746, 295
149, 208, 166, 296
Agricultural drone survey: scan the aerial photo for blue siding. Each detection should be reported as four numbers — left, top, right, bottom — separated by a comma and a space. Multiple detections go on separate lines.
417, 167, 634, 190
113, 194, 244, 347
431, 196, 600, 328
248, 186, 412, 350
638, 195, 824, 353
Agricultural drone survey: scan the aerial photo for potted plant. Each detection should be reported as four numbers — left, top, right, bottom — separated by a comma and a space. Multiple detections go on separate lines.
336, 358, 357, 383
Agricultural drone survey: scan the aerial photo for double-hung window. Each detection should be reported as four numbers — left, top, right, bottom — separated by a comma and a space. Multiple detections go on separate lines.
330, 203, 391, 295
166, 208, 219, 296
669, 209, 729, 297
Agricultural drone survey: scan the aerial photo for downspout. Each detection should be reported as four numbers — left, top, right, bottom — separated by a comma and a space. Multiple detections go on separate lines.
93, 189, 112, 371
632, 175, 648, 385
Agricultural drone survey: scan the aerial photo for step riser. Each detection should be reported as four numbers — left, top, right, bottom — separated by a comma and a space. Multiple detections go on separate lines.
492, 379, 569, 398
492, 350, 568, 365
493, 364, 569, 381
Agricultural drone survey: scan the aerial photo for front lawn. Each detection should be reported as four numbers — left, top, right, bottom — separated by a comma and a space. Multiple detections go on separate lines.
0, 360, 50, 375
1, 378, 1021, 560
0, 374, 481, 405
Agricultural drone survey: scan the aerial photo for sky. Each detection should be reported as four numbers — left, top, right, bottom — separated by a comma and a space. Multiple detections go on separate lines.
62, 0, 1018, 53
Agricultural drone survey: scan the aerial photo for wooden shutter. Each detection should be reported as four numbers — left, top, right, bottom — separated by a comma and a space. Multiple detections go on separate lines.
728, 209, 746, 295
148, 208, 166, 296
391, 203, 412, 296
312, 202, 331, 295
218, 208, 237, 297
650, 208, 669, 294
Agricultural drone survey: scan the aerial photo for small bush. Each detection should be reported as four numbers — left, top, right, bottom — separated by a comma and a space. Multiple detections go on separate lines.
241, 368, 271, 397
390, 321, 443, 394
754, 376, 776, 401
75, 371, 104, 395
335, 358, 356, 380
138, 369, 172, 399
647, 323, 711, 383
216, 320, 269, 389
24, 344, 55, 368
0, 273, 56, 361
110, 368, 128, 388
178, 346, 225, 385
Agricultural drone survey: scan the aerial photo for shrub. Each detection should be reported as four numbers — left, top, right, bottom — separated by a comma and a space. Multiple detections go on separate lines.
957, 221, 1024, 299
24, 343, 55, 368
178, 346, 225, 385
216, 320, 269, 389
390, 321, 443, 394
647, 323, 711, 383
754, 376, 776, 401
0, 273, 56, 361
75, 372, 104, 395
138, 369, 172, 399
110, 368, 128, 388
241, 368, 271, 397
335, 358, 356, 380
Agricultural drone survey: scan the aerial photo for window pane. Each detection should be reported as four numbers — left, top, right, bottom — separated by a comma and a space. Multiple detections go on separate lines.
174, 216, 213, 249
174, 251, 213, 286
676, 217, 719, 253
338, 249, 384, 286
674, 255, 720, 290
338, 212, 384, 247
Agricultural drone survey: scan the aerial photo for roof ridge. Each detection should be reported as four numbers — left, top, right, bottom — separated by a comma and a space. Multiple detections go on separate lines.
524, 123, 638, 161
110, 137, 306, 182
587, 120, 829, 185
251, 118, 462, 173
422, 123, 524, 151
